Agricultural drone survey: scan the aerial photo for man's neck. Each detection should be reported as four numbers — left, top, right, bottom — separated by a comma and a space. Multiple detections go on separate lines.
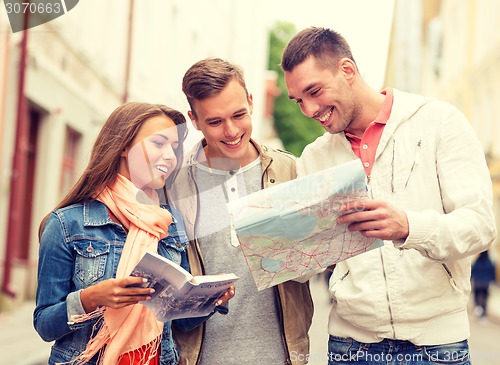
345, 90, 387, 137
204, 155, 241, 171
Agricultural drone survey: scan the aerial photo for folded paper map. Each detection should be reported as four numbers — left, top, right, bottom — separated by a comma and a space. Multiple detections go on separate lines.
227, 159, 383, 291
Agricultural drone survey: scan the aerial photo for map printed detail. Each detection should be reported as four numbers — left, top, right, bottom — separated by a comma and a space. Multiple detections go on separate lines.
227, 159, 383, 291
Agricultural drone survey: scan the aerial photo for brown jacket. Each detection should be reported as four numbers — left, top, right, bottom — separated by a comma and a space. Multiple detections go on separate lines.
168, 139, 314, 365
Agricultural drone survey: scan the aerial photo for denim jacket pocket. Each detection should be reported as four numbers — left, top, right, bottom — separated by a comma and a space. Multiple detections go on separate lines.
159, 211, 188, 265
159, 236, 185, 265
74, 240, 110, 285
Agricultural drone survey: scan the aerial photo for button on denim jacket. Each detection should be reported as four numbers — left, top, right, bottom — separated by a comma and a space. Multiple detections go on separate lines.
34, 200, 189, 365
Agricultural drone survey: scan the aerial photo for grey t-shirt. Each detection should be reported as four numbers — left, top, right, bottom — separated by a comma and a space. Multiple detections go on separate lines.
194, 159, 287, 365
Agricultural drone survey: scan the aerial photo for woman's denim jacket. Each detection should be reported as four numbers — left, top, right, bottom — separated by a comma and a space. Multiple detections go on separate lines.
34, 200, 189, 365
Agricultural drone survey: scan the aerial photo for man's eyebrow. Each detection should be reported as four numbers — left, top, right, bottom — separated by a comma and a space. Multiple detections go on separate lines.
288, 83, 316, 100
302, 82, 316, 94
204, 116, 222, 123
233, 107, 248, 114
204, 108, 248, 122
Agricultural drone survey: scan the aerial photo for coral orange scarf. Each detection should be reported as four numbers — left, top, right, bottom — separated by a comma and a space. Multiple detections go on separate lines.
69, 174, 172, 364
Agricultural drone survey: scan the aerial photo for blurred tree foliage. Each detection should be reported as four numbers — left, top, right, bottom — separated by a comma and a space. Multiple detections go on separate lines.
267, 21, 324, 157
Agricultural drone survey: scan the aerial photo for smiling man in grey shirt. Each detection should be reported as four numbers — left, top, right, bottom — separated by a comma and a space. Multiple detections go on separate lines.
169, 57, 313, 365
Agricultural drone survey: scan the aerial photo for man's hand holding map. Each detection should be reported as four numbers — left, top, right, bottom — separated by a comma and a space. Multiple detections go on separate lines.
227, 159, 383, 291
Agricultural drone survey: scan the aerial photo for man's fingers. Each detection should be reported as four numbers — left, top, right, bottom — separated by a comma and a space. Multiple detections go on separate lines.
337, 210, 372, 225
339, 199, 373, 213
346, 220, 379, 232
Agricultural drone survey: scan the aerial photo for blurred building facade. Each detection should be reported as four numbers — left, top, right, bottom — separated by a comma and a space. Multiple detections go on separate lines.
385, 0, 500, 273
0, 0, 275, 310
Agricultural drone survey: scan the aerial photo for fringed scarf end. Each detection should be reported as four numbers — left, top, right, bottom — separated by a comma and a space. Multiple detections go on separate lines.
68, 306, 106, 325
119, 335, 162, 365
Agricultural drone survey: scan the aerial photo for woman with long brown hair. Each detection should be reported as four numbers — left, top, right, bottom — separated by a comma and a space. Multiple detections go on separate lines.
34, 102, 231, 365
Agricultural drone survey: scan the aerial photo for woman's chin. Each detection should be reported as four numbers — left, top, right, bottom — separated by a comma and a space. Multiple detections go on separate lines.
146, 175, 169, 189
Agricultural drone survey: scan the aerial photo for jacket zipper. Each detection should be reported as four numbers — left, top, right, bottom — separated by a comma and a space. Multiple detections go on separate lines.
366, 175, 371, 197
366, 154, 396, 337
274, 286, 292, 365
442, 263, 461, 292
187, 161, 207, 365
264, 153, 290, 364
379, 251, 396, 338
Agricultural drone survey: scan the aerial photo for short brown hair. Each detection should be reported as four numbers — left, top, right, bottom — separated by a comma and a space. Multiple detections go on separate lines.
182, 57, 249, 117
281, 27, 356, 72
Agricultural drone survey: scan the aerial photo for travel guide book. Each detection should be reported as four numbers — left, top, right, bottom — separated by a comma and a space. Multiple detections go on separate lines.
130, 252, 238, 321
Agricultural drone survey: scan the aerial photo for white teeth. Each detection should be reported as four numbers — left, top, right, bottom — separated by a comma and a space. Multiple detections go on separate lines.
318, 108, 332, 123
155, 165, 169, 174
224, 136, 242, 145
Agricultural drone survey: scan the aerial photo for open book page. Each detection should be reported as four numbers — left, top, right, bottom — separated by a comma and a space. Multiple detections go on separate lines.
227, 159, 383, 291
179, 273, 238, 314
130, 252, 238, 321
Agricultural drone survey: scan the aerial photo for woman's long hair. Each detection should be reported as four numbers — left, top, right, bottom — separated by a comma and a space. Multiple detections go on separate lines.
39, 102, 187, 236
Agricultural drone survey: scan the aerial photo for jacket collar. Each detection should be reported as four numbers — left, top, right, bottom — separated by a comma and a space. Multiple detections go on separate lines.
83, 200, 114, 226
375, 88, 433, 159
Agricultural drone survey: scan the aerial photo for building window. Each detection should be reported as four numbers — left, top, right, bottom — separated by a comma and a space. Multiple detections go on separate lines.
60, 126, 81, 195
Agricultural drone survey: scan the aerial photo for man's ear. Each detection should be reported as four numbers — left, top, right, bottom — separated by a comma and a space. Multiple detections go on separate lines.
188, 110, 200, 130
248, 94, 254, 114
340, 58, 356, 81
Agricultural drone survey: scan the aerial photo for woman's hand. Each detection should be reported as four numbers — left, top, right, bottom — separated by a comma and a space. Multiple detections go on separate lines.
215, 284, 235, 306
80, 276, 154, 313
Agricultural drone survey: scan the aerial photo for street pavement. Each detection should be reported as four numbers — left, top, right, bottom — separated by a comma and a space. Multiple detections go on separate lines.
0, 300, 51, 365
1, 276, 499, 365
